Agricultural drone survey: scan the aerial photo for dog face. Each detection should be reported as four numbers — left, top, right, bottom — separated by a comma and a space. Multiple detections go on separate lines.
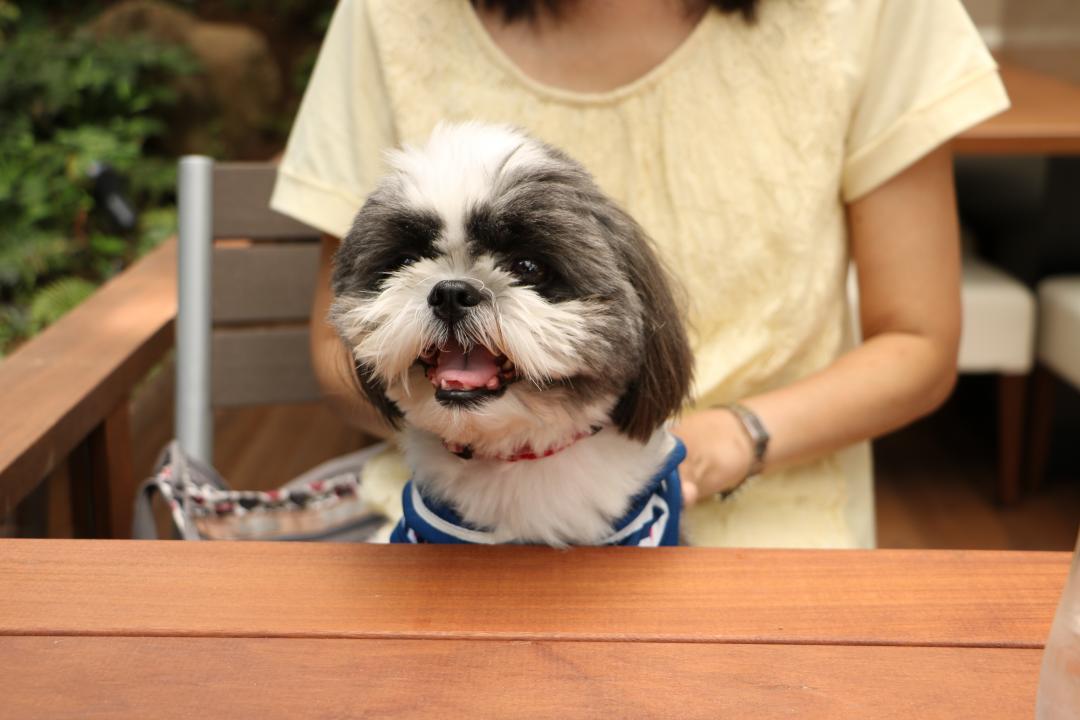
330, 123, 691, 455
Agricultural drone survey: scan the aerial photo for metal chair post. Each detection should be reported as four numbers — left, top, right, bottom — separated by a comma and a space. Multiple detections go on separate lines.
176, 156, 214, 465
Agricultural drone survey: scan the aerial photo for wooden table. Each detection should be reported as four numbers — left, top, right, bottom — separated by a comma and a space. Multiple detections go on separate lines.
957, 62, 1080, 155
0, 540, 1069, 719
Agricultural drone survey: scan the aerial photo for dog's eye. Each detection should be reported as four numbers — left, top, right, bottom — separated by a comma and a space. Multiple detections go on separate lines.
510, 258, 546, 285
387, 255, 419, 273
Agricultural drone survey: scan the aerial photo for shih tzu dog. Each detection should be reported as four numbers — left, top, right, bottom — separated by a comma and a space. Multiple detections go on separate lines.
331, 122, 692, 547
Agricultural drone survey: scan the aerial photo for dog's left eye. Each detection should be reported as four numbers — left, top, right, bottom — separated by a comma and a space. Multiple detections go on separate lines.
510, 258, 546, 285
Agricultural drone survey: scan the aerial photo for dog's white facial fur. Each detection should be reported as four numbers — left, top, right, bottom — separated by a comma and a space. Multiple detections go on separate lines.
331, 122, 692, 546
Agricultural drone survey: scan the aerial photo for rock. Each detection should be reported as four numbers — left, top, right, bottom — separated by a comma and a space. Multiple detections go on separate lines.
88, 0, 282, 159
186, 22, 283, 157
87, 0, 196, 46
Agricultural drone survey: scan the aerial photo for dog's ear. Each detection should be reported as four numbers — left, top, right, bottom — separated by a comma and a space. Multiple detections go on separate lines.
329, 205, 406, 431
607, 214, 694, 442
352, 361, 404, 429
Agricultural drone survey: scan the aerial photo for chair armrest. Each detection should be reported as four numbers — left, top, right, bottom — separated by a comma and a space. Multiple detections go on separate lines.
0, 239, 177, 510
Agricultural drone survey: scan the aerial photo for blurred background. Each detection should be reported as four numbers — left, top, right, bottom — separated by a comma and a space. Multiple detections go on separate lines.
0, 0, 1077, 547
0, 0, 333, 358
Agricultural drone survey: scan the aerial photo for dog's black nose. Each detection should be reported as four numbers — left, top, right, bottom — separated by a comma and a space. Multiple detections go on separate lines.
428, 280, 482, 322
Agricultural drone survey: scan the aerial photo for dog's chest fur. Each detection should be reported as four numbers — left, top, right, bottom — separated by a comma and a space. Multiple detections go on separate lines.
400, 427, 675, 546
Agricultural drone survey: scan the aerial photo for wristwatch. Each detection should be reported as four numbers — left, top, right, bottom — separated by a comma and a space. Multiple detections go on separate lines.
723, 402, 770, 479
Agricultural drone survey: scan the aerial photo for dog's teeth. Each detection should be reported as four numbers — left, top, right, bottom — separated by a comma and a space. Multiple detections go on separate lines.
486, 377, 499, 390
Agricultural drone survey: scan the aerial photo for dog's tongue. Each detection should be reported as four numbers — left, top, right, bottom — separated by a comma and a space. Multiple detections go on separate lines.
434, 342, 500, 390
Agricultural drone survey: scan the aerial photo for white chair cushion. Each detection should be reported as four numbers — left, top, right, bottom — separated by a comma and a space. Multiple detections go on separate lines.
1038, 276, 1080, 389
958, 257, 1036, 374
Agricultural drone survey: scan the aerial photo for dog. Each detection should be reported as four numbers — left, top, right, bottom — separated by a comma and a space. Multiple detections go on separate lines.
330, 122, 693, 547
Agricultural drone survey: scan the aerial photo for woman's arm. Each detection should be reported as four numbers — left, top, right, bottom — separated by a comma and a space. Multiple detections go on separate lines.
311, 233, 396, 440
675, 144, 961, 504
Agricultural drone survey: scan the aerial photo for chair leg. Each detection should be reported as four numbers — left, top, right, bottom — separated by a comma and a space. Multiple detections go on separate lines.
1026, 365, 1057, 492
997, 374, 1028, 505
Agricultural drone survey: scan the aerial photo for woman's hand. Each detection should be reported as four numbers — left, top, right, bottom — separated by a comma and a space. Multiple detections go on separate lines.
672, 408, 755, 506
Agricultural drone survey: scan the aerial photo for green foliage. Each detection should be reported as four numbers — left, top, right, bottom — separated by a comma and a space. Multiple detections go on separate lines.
0, 1, 19, 42
0, 305, 28, 359
0, 9, 197, 356
0, 233, 72, 290
292, 8, 333, 93
136, 206, 178, 257
28, 277, 98, 333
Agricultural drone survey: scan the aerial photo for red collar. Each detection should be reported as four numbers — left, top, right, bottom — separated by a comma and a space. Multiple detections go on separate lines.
443, 426, 602, 463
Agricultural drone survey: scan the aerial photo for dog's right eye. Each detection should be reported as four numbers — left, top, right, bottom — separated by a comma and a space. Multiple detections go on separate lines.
384, 255, 419, 274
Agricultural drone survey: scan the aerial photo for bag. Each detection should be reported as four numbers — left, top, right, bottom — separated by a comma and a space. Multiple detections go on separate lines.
132, 440, 392, 542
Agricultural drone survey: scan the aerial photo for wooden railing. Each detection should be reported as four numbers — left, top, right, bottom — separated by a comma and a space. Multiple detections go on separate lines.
0, 162, 323, 539
0, 239, 177, 538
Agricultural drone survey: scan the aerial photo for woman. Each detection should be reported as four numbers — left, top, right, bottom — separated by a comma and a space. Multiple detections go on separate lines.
271, 0, 1009, 547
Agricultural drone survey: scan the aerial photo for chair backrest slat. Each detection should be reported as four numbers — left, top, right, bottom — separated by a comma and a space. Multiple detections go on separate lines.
211, 326, 323, 407
212, 243, 320, 324
199, 163, 334, 410
212, 164, 321, 240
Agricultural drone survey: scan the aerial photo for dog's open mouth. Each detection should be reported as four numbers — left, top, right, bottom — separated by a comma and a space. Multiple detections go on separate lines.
418, 340, 517, 406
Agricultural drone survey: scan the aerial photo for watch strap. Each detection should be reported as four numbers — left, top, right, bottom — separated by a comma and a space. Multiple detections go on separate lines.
724, 402, 770, 479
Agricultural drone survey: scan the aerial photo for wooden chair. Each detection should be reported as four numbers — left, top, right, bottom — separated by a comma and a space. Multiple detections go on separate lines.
176, 158, 324, 464
956, 253, 1036, 504
955, 151, 1080, 503
1027, 276, 1080, 488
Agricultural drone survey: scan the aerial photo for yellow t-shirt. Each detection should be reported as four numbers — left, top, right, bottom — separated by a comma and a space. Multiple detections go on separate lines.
271, 0, 1009, 548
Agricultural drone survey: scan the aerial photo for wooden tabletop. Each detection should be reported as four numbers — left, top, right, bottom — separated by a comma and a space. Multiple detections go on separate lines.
0, 540, 1070, 719
957, 62, 1080, 155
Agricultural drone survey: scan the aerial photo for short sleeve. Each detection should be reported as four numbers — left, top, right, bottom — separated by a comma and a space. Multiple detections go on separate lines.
270, 0, 397, 237
841, 0, 1009, 202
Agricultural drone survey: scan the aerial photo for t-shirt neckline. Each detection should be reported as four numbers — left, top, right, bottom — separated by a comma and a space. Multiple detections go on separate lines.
459, 0, 716, 106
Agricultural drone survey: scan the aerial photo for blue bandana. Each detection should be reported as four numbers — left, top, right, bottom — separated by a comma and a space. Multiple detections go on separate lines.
390, 438, 686, 546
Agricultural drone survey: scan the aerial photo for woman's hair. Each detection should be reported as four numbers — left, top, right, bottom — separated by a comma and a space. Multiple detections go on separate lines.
473, 0, 760, 23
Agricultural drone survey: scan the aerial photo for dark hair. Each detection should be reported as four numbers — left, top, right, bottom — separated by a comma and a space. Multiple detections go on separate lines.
473, 0, 759, 23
